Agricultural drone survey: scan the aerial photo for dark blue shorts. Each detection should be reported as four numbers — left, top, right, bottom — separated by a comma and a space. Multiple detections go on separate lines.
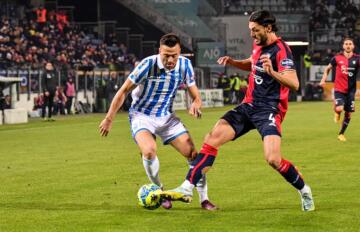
334, 91, 355, 112
221, 103, 282, 140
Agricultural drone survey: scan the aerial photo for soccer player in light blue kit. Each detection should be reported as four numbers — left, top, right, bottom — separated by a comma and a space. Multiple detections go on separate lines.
99, 33, 217, 210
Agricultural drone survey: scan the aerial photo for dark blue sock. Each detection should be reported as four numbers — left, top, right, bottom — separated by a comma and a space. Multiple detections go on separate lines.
185, 143, 218, 185
278, 159, 305, 190
339, 114, 351, 135
186, 153, 215, 185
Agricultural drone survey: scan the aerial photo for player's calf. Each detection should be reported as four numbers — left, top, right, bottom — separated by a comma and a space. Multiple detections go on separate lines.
339, 112, 351, 136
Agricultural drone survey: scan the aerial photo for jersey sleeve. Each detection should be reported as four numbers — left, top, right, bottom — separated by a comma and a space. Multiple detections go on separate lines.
184, 58, 196, 87
128, 58, 152, 85
330, 56, 337, 67
276, 44, 295, 72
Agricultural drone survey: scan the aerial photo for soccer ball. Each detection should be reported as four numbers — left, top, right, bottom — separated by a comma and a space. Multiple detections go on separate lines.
137, 183, 162, 210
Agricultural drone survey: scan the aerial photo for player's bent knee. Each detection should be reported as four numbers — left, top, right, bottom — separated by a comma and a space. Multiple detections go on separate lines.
141, 147, 157, 159
266, 156, 282, 169
335, 106, 343, 113
187, 149, 197, 161
204, 132, 222, 147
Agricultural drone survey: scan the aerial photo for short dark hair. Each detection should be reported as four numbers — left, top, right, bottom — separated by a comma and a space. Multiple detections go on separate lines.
249, 10, 278, 32
160, 33, 180, 47
342, 37, 354, 44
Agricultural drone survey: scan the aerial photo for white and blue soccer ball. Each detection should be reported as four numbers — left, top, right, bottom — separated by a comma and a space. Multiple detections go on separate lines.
137, 183, 162, 210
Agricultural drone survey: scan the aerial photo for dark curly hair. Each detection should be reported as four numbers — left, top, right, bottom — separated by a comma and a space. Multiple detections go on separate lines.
249, 10, 278, 32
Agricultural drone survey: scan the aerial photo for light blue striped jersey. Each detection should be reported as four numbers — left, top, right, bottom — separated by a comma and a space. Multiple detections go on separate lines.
128, 54, 196, 117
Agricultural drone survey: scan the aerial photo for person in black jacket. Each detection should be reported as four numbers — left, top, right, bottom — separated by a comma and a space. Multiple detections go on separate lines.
41, 62, 58, 120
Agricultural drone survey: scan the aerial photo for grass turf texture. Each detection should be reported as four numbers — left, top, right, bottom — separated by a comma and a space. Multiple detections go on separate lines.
0, 102, 359, 231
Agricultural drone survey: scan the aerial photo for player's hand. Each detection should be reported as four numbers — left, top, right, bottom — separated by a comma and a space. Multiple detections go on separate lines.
99, 117, 113, 137
319, 80, 326, 87
260, 54, 273, 75
45, 91, 50, 96
189, 102, 202, 119
217, 56, 233, 66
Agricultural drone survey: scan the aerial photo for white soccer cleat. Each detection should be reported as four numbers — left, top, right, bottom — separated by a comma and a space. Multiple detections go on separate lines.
299, 185, 315, 212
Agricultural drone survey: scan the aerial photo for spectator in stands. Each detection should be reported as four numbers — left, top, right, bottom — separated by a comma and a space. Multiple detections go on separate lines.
64, 76, 75, 114
3, 94, 11, 109
33, 93, 44, 110
53, 86, 67, 115
105, 72, 119, 110
41, 62, 58, 121
35, 5, 46, 30
217, 74, 231, 104
0, 86, 5, 110
238, 75, 248, 103
229, 73, 237, 103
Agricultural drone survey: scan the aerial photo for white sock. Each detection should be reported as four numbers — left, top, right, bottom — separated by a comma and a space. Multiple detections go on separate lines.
142, 156, 161, 187
187, 160, 207, 201
299, 184, 310, 194
196, 175, 209, 203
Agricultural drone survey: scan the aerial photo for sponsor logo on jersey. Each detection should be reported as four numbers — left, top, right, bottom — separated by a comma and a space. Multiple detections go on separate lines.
254, 74, 263, 85
280, 59, 294, 67
253, 64, 265, 73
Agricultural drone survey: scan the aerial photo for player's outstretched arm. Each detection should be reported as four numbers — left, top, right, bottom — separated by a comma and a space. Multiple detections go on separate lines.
319, 64, 332, 87
99, 79, 136, 136
187, 85, 202, 119
217, 56, 252, 71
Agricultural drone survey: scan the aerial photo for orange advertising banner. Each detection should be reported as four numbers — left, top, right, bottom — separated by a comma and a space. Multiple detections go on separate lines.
322, 81, 360, 101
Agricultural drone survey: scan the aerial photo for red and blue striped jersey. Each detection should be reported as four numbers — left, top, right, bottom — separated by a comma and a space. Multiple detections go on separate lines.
330, 53, 360, 94
243, 38, 295, 119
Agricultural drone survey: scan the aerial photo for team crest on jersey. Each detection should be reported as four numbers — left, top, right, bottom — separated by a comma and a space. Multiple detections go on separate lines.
280, 59, 294, 68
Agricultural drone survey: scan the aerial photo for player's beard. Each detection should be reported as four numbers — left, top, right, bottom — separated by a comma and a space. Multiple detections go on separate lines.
344, 48, 353, 54
254, 33, 268, 46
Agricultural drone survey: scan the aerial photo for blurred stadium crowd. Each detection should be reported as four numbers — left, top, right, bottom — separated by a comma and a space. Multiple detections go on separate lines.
0, 1, 136, 71
0, 0, 359, 116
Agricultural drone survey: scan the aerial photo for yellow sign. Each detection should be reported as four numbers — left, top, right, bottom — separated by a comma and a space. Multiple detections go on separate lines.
322, 81, 360, 100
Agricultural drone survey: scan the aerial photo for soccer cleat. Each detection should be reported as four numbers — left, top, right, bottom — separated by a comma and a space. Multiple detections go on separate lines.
159, 187, 193, 203
334, 113, 340, 123
201, 200, 218, 211
337, 134, 346, 142
299, 185, 315, 212
161, 199, 172, 209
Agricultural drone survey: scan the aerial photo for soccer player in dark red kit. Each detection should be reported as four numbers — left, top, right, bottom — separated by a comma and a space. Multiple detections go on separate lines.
320, 38, 359, 142
158, 10, 315, 212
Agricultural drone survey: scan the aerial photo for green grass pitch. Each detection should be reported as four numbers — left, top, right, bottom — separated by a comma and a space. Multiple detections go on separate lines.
0, 102, 359, 231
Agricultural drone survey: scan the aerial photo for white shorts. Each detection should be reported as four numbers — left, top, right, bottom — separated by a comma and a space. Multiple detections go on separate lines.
129, 111, 188, 145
